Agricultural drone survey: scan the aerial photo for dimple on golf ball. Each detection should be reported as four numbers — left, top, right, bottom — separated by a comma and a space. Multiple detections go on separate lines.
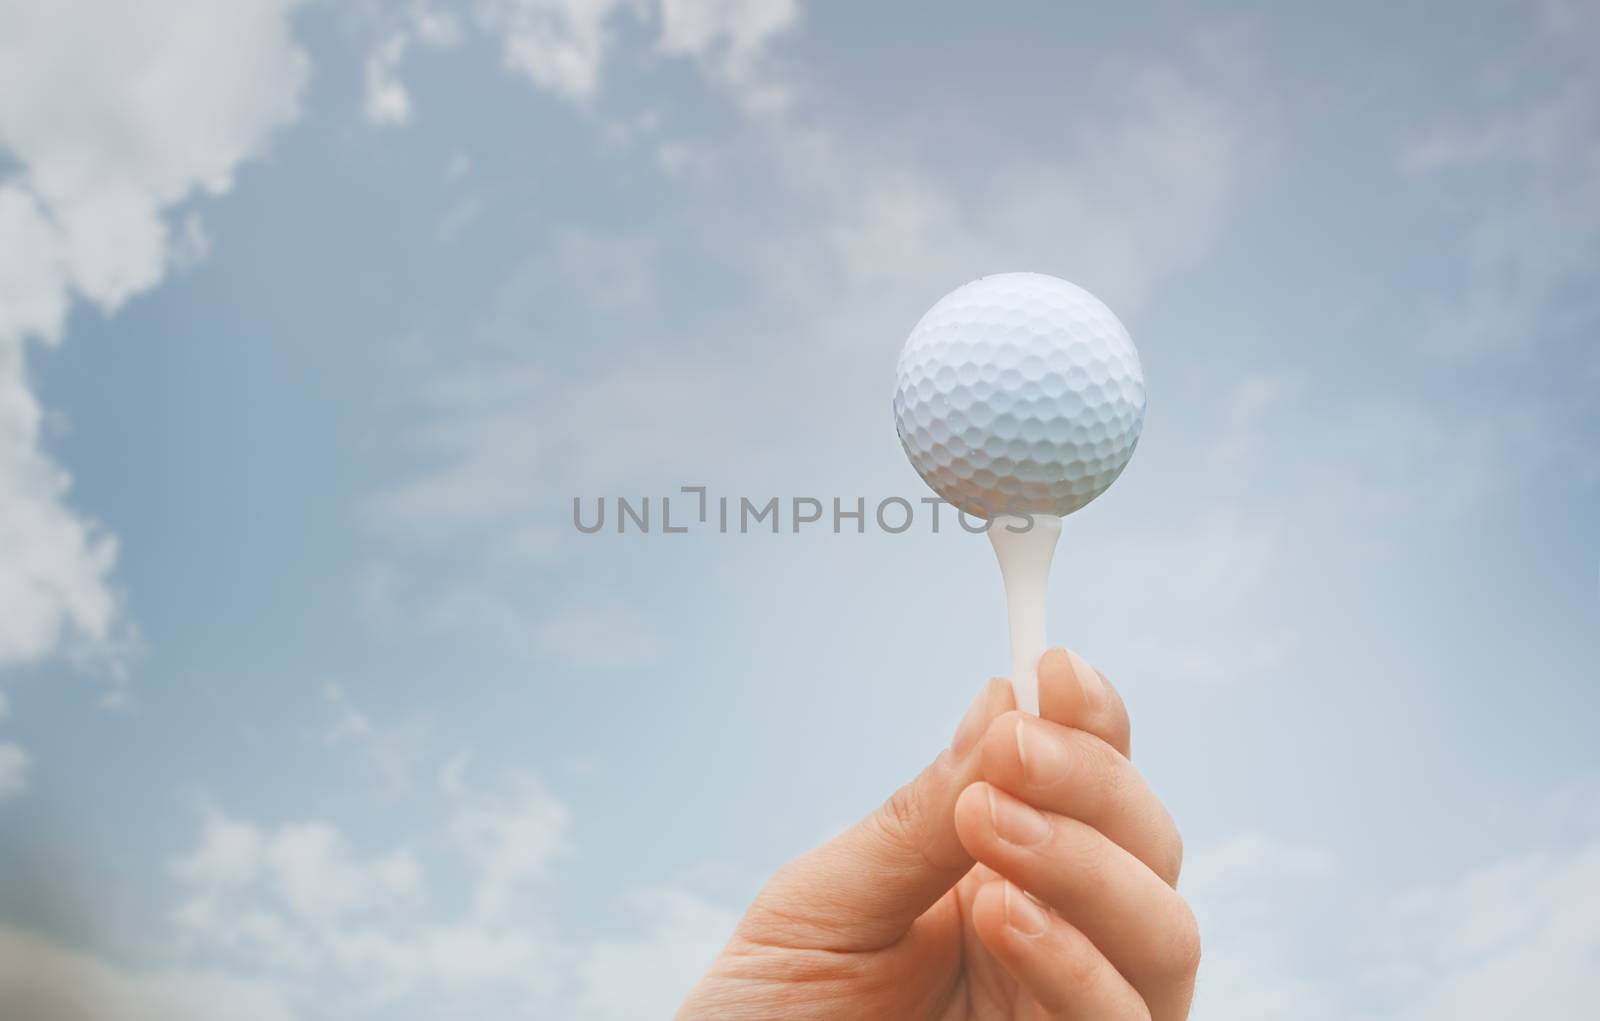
893, 272, 1146, 519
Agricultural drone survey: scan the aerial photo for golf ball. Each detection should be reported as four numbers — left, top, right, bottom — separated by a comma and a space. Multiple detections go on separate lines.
893, 273, 1146, 518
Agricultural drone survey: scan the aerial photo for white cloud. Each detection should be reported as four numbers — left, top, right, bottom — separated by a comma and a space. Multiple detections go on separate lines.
410, 0, 463, 47
0, 334, 123, 671
658, 0, 801, 114
576, 887, 739, 1020
169, 212, 213, 272
354, 552, 662, 669
172, 813, 424, 949
658, 0, 798, 61
0, 741, 28, 798
1362, 844, 1600, 1021
1188, 830, 1600, 1021
0, 0, 310, 675
0, 0, 310, 323
1185, 832, 1343, 1021
0, 189, 72, 341
465, 0, 803, 111
168, 799, 561, 1008
0, 926, 298, 1021
449, 774, 572, 919
321, 684, 377, 748
154, 758, 731, 1019
362, 1, 465, 125
1401, 3, 1600, 358
363, 225, 720, 550
320, 684, 434, 792
478, 0, 633, 102
654, 138, 715, 176
364, 34, 413, 124
794, 59, 1246, 313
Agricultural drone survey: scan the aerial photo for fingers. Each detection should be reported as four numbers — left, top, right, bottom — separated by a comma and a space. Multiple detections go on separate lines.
1037, 647, 1131, 758
980, 711, 1183, 886
742, 677, 1015, 952
969, 879, 1150, 1020
955, 784, 1200, 1019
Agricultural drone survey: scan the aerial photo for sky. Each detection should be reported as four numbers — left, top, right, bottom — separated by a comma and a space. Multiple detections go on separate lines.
0, 0, 1596, 1018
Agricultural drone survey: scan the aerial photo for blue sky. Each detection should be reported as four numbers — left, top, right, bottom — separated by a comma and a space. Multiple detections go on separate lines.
1, 0, 1596, 1017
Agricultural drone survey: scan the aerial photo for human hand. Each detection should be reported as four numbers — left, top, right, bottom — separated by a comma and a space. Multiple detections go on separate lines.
675, 648, 1198, 1020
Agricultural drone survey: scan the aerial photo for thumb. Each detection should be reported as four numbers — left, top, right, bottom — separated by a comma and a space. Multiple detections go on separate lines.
742, 678, 1016, 952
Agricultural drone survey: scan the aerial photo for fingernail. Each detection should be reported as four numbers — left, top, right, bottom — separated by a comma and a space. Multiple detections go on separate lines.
950, 682, 992, 758
987, 786, 1050, 846
1066, 648, 1106, 700
1004, 882, 1049, 936
1015, 716, 1072, 786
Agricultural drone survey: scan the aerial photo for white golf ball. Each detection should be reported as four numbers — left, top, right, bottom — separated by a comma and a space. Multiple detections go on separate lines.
893, 272, 1146, 518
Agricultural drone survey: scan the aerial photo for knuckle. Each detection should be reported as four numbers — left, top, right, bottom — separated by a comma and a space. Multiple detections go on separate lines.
740, 859, 824, 942
1164, 825, 1186, 886
872, 778, 954, 873
874, 769, 974, 875
879, 780, 924, 843
1104, 683, 1132, 733
1069, 733, 1127, 808
1108, 712, 1133, 759
1052, 935, 1103, 999
1055, 821, 1112, 885
1082, 682, 1134, 760
1091, 737, 1126, 791
1157, 897, 1203, 978
1141, 804, 1185, 888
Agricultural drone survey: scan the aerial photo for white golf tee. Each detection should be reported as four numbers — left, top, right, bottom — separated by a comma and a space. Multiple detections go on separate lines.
986, 513, 1062, 715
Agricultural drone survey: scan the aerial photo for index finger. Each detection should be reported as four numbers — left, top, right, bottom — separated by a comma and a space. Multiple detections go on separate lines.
1037, 647, 1131, 758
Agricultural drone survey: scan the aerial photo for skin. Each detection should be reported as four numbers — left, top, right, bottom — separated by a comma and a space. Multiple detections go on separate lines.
676, 648, 1198, 1021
